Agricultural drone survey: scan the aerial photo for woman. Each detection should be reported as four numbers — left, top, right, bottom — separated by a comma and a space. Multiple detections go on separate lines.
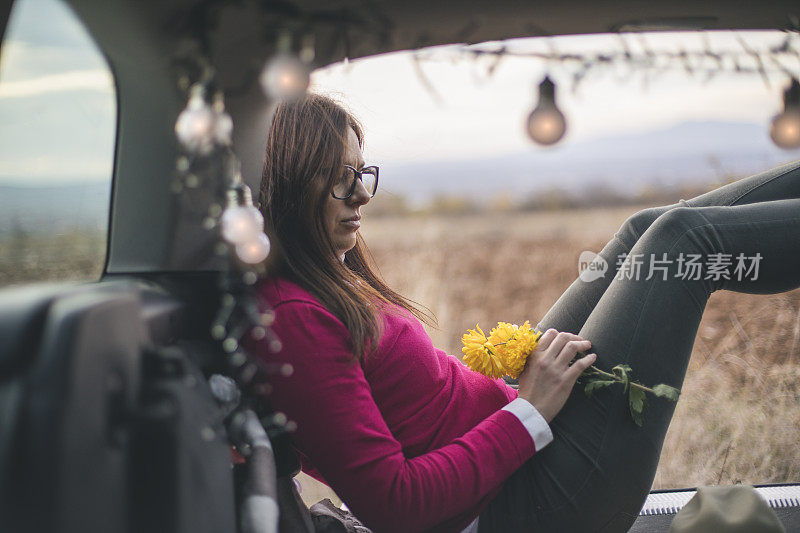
251, 92, 800, 533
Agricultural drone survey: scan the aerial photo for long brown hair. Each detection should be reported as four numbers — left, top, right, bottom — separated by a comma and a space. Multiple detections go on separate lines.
259, 93, 434, 360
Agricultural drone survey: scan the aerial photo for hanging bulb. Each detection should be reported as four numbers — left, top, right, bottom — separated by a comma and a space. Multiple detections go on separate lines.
221, 186, 264, 244
526, 76, 567, 146
221, 206, 263, 244
770, 77, 800, 150
260, 54, 311, 100
175, 85, 216, 155
221, 183, 271, 263
259, 30, 311, 101
236, 233, 271, 264
299, 33, 316, 65
212, 91, 234, 146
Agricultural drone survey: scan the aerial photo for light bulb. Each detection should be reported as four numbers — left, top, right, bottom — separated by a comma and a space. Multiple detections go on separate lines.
221, 205, 264, 244
214, 112, 233, 145
175, 90, 216, 154
212, 92, 234, 146
769, 78, 800, 150
770, 110, 800, 149
526, 76, 567, 146
236, 233, 271, 264
259, 53, 311, 101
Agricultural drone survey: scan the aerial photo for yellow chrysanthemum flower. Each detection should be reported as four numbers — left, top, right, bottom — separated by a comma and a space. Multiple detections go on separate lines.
488, 322, 517, 346
461, 324, 507, 379
503, 322, 543, 378
488, 322, 523, 377
461, 323, 489, 348
461, 321, 545, 379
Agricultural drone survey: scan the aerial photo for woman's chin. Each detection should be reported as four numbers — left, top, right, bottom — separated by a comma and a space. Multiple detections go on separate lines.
335, 239, 357, 259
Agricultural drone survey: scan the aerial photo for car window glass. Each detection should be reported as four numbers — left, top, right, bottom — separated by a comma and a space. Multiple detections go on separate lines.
0, 0, 115, 286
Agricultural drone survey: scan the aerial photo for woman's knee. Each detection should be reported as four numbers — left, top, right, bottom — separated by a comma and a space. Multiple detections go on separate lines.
650, 205, 708, 232
616, 204, 680, 249
636, 206, 714, 256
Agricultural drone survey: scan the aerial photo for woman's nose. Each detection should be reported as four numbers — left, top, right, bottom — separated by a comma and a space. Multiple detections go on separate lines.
348, 178, 371, 206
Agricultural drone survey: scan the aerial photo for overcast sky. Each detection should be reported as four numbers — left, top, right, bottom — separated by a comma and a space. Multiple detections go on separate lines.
0, 0, 797, 186
312, 31, 796, 166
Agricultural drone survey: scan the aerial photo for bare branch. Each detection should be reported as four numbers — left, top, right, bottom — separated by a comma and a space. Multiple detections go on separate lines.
410, 52, 445, 105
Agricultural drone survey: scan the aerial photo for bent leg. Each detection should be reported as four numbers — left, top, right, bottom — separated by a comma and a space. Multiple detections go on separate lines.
481, 199, 800, 532
535, 160, 800, 337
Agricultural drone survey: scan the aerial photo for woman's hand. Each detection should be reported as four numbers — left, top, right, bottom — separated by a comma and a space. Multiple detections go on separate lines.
517, 329, 596, 423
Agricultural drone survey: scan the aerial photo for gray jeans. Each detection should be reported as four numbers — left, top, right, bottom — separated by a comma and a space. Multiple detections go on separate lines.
477, 160, 800, 533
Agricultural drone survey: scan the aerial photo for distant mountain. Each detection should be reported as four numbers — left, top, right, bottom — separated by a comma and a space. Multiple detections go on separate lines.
0, 182, 110, 236
387, 120, 800, 204
1, 121, 798, 236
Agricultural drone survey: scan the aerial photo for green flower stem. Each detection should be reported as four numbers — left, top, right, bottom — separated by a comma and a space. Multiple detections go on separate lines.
575, 351, 659, 395
585, 366, 657, 394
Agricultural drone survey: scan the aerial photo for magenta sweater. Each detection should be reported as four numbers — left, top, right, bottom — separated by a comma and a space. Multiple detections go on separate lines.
249, 278, 539, 532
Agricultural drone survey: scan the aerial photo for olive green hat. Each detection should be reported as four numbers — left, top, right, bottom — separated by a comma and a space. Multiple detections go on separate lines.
669, 485, 785, 533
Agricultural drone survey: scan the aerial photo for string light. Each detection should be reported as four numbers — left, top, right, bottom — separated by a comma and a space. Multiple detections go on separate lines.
770, 77, 800, 149
174, 85, 235, 155
259, 30, 312, 101
221, 188, 264, 244
174, 77, 270, 265
526, 76, 567, 146
175, 84, 216, 155
236, 233, 271, 264
412, 34, 800, 147
212, 92, 234, 146
172, 44, 299, 478
415, 33, 800, 94
218, 181, 271, 264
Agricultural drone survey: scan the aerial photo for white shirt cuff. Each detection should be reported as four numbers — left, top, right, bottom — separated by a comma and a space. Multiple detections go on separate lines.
502, 397, 554, 451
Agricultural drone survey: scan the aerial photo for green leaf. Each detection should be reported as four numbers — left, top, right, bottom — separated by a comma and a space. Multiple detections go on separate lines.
612, 364, 631, 380
628, 387, 647, 427
629, 386, 645, 411
584, 379, 616, 397
652, 383, 681, 401
612, 365, 631, 392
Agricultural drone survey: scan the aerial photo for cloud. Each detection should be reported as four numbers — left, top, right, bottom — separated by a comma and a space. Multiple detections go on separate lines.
0, 38, 109, 82
0, 68, 113, 99
0, 154, 113, 183
5, 0, 94, 49
0, 0, 116, 186
0, 83, 116, 185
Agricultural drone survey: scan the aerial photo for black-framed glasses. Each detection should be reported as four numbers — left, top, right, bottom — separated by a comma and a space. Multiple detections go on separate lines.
331, 164, 379, 199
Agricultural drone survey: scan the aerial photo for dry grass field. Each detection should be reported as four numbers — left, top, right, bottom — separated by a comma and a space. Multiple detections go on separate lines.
0, 230, 105, 286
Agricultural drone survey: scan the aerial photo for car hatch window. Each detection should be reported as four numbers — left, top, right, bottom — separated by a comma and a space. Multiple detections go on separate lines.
0, 0, 116, 287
